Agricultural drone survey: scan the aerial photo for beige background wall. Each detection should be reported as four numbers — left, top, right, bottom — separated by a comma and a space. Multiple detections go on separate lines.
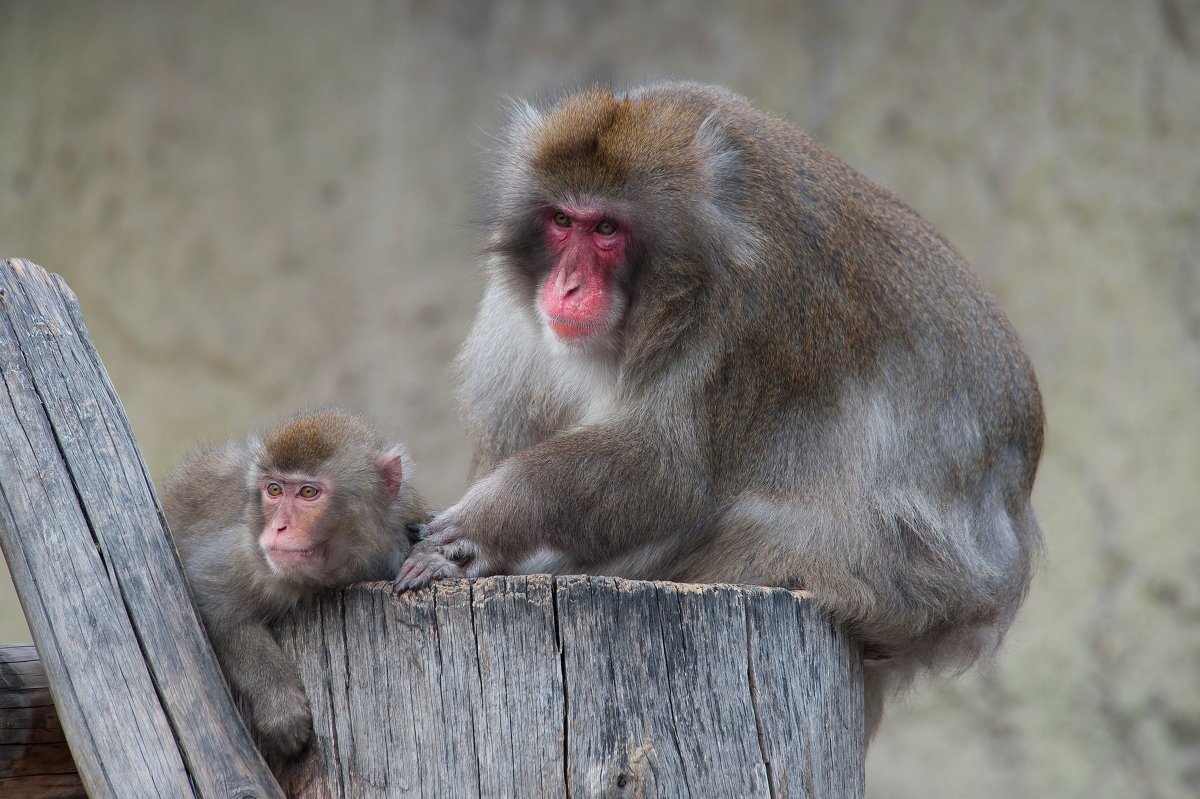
2, 2, 1198, 797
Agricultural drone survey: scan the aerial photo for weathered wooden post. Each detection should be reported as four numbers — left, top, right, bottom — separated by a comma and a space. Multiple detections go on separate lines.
0, 259, 283, 798
276, 577, 864, 798
0, 259, 865, 798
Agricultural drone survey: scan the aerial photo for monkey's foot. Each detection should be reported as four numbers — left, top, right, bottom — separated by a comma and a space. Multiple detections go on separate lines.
393, 540, 472, 590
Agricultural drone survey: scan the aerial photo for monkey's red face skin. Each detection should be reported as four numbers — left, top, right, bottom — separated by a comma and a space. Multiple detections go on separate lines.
259, 478, 330, 570
540, 206, 629, 342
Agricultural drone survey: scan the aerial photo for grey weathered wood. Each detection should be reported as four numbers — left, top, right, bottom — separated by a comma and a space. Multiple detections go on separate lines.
275, 576, 865, 798
0, 644, 84, 799
0, 259, 283, 798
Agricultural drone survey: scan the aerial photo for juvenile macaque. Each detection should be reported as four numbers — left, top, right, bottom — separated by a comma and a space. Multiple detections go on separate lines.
163, 407, 427, 762
396, 83, 1044, 735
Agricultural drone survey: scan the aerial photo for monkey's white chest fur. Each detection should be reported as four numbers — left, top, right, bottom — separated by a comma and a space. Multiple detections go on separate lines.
541, 340, 621, 427
461, 281, 621, 434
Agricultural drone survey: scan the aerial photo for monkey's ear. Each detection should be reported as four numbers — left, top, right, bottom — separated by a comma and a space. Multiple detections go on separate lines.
378, 454, 404, 503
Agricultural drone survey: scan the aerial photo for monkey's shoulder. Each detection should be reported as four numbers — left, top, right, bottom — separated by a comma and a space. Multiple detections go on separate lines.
160, 440, 256, 535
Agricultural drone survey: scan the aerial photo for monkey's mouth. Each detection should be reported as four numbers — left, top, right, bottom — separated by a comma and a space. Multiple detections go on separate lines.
544, 314, 615, 342
266, 545, 322, 567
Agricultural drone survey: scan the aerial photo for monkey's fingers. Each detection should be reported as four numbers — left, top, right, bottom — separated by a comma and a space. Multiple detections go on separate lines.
393, 551, 464, 591
394, 560, 442, 590
391, 559, 426, 591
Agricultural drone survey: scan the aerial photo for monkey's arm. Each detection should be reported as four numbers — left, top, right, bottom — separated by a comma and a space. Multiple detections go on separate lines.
209, 620, 312, 764
395, 420, 715, 590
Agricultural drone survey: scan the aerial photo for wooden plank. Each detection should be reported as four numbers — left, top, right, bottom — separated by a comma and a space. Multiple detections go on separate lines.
0, 775, 86, 799
276, 577, 863, 798
0, 645, 83, 799
0, 259, 282, 798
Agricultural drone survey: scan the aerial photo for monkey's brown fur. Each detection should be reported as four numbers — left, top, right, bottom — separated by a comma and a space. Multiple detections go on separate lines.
163, 407, 427, 763
400, 83, 1044, 737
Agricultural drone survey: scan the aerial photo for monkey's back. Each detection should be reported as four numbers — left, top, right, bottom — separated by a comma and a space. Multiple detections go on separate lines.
576, 82, 1044, 497
663, 85, 1045, 653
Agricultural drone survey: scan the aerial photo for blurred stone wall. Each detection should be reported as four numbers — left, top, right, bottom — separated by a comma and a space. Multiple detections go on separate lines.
1, 1, 1197, 797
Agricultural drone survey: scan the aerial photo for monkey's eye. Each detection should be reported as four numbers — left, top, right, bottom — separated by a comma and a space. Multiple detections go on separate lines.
552, 211, 571, 227
298, 485, 320, 499
265, 482, 283, 497
595, 220, 616, 236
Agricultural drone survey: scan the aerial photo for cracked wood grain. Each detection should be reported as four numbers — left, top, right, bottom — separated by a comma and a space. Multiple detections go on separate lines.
275, 577, 864, 799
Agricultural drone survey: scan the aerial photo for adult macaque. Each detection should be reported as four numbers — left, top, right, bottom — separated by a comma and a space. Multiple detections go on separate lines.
163, 408, 427, 762
396, 83, 1044, 734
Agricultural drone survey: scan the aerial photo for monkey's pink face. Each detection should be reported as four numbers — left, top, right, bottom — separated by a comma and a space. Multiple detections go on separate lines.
539, 206, 630, 342
259, 477, 331, 572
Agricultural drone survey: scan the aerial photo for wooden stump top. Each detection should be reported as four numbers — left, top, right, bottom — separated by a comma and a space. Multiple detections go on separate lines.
277, 576, 864, 799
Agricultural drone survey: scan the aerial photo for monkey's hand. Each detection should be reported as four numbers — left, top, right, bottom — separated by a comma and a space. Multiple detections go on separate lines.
393, 534, 477, 591
252, 679, 313, 765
